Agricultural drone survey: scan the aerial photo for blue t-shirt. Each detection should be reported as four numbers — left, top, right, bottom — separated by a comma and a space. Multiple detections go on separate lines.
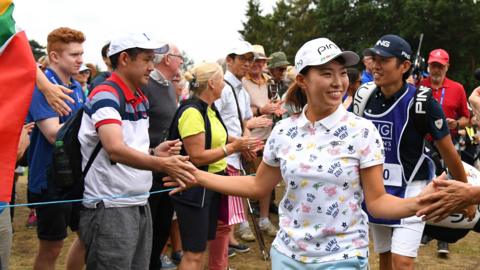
361, 70, 374, 84
27, 68, 85, 194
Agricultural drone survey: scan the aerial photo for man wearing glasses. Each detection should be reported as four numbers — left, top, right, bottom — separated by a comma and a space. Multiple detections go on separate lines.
215, 41, 260, 171
140, 43, 185, 270
213, 41, 259, 259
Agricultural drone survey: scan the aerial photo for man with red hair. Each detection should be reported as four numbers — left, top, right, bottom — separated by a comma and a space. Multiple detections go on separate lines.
27, 27, 87, 270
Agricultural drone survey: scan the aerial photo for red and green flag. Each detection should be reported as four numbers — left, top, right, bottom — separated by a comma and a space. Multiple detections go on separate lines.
0, 0, 36, 203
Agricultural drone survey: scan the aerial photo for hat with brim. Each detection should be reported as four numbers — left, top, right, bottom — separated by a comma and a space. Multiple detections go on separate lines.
252, 44, 270, 60
227, 40, 254, 56
367, 47, 395, 58
330, 51, 358, 66
108, 32, 169, 57
268, 51, 290, 69
366, 34, 412, 60
362, 48, 373, 57
79, 64, 90, 72
428, 49, 449, 66
295, 38, 359, 73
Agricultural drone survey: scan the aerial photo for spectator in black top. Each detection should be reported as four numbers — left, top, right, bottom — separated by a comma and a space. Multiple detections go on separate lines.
140, 43, 184, 270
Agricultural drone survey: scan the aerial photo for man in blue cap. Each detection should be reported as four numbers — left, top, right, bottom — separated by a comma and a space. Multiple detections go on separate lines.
354, 34, 473, 270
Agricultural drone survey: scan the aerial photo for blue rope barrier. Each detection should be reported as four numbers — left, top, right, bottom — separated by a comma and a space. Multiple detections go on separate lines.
0, 188, 175, 209
1, 173, 257, 209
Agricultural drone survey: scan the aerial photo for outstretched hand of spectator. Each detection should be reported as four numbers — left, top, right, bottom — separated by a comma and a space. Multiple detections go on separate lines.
17, 122, 34, 161
246, 115, 273, 129
154, 139, 182, 157
36, 67, 75, 116
272, 100, 287, 117
417, 173, 476, 222
469, 86, 480, 125
163, 161, 201, 195
160, 156, 197, 188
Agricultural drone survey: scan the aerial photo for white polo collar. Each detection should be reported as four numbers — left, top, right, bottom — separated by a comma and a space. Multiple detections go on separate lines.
297, 104, 347, 131
224, 70, 243, 90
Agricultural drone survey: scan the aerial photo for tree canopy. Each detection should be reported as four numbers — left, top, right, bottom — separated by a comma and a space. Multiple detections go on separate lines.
240, 0, 480, 91
29, 39, 45, 60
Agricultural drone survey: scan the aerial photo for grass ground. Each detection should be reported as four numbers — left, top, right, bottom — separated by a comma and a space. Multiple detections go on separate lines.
9, 176, 480, 269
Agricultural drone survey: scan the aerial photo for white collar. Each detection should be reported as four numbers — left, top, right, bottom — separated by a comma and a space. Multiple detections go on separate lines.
297, 104, 347, 130
224, 70, 243, 90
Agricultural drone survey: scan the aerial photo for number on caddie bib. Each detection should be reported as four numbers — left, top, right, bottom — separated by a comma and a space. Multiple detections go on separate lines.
382, 163, 403, 187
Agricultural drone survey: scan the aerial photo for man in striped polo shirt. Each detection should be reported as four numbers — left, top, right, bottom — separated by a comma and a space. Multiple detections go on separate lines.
77, 33, 196, 270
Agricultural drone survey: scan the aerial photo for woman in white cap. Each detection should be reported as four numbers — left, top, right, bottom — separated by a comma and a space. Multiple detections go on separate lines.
73, 64, 91, 96
165, 38, 434, 269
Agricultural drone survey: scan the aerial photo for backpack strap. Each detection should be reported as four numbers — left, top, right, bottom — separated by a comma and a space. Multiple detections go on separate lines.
411, 85, 432, 137
212, 102, 228, 139
168, 98, 212, 171
224, 80, 245, 134
101, 80, 127, 116
82, 80, 127, 175
197, 102, 212, 150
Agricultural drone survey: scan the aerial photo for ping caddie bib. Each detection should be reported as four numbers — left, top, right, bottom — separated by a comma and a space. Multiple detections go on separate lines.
362, 84, 430, 225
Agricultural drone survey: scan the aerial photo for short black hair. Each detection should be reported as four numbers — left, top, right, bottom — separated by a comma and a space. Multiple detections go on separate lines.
227, 53, 236, 60
101, 43, 110, 58
109, 47, 143, 70
395, 58, 413, 82
347, 68, 360, 85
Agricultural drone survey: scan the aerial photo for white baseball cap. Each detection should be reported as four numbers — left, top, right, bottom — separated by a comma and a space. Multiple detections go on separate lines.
107, 32, 169, 57
79, 64, 89, 72
295, 38, 359, 73
227, 40, 254, 56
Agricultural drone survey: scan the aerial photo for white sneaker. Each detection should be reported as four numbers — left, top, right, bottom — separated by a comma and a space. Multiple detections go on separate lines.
259, 220, 278, 237
238, 227, 256, 242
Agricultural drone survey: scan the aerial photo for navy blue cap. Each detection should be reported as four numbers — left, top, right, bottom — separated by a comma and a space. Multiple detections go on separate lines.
367, 34, 412, 61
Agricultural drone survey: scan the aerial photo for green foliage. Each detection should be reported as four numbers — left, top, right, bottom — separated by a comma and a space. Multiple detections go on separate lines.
241, 0, 480, 91
29, 39, 45, 61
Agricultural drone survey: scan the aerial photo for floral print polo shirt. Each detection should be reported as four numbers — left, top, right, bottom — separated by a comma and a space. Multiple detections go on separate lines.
263, 104, 385, 263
